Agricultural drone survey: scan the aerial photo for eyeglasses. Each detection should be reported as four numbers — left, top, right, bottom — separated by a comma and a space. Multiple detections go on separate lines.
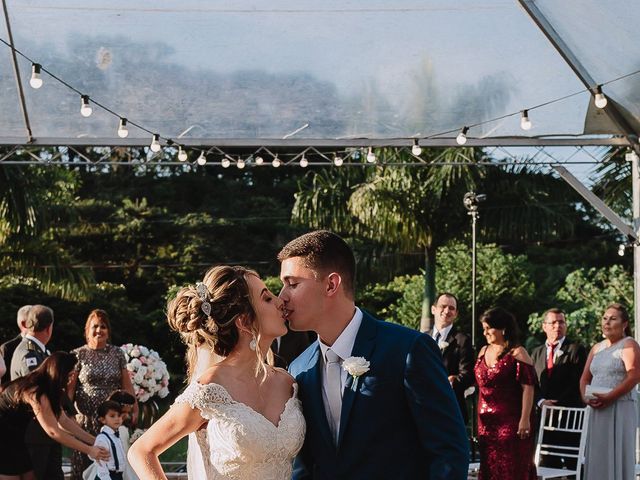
544, 320, 566, 326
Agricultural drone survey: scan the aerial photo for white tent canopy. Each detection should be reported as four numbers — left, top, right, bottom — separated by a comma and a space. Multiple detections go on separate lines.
1, 0, 639, 149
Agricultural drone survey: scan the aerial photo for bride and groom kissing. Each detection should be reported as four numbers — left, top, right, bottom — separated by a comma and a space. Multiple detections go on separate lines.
128, 230, 469, 479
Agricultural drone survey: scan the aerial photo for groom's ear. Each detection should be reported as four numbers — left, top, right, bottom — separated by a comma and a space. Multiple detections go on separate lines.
325, 272, 342, 297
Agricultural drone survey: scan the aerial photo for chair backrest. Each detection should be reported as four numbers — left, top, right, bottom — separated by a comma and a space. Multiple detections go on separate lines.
534, 405, 590, 476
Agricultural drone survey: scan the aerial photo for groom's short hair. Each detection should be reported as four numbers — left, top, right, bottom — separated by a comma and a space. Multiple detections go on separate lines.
278, 230, 356, 298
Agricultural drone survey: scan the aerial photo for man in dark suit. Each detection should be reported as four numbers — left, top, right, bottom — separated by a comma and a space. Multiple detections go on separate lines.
429, 293, 474, 424
0, 304, 32, 385
530, 308, 587, 469
10, 304, 64, 480
280, 230, 468, 480
271, 327, 314, 369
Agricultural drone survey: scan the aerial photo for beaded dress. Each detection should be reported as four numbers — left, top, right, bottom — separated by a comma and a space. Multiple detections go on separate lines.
70, 343, 127, 479
474, 351, 537, 480
175, 381, 306, 479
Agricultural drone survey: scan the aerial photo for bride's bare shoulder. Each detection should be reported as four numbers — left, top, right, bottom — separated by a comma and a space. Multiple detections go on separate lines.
197, 364, 229, 386
271, 367, 296, 389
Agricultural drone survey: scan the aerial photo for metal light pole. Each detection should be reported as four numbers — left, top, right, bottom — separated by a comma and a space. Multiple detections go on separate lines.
463, 192, 486, 349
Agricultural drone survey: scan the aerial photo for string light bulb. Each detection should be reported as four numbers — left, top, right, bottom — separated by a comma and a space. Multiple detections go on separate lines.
618, 243, 626, 257
456, 127, 469, 145
272, 156, 281, 168
29, 63, 43, 89
178, 147, 188, 162
520, 110, 532, 131
80, 95, 92, 117
594, 85, 608, 109
117, 118, 129, 138
300, 155, 308, 168
150, 134, 161, 152
221, 158, 231, 168
255, 156, 264, 165
411, 139, 422, 156
366, 147, 377, 163
334, 155, 343, 166
197, 152, 207, 165
237, 158, 246, 169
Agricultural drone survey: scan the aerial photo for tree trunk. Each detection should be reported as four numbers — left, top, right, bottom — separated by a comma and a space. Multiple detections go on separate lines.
419, 246, 436, 332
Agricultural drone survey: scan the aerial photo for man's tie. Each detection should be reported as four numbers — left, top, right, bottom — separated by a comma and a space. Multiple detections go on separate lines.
434, 331, 441, 343
547, 342, 558, 373
113, 429, 120, 438
325, 349, 343, 445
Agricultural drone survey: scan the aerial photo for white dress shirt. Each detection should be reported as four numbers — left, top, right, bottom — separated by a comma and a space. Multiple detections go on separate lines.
433, 324, 453, 342
318, 307, 363, 434
94, 425, 125, 479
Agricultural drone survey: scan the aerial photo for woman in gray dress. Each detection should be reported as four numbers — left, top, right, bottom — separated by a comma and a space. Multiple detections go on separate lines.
580, 303, 640, 480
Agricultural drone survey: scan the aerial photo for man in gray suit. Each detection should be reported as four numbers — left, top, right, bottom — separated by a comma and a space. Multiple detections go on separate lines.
0, 304, 31, 385
10, 304, 63, 480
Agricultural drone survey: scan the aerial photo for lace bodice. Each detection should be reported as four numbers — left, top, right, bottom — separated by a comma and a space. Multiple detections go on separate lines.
174, 381, 305, 480
590, 337, 635, 401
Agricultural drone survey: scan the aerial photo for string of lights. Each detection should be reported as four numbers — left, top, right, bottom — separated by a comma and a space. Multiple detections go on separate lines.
1, 36, 639, 169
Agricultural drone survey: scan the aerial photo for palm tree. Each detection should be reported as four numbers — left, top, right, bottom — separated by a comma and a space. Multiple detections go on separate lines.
291, 147, 584, 331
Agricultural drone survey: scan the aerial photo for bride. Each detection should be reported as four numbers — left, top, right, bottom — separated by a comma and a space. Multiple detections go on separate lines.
128, 266, 306, 479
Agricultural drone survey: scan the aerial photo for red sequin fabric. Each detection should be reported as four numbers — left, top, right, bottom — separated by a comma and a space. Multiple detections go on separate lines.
474, 352, 537, 480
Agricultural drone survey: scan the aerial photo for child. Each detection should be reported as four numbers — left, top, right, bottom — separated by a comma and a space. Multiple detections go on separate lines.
92, 400, 126, 480
107, 390, 138, 480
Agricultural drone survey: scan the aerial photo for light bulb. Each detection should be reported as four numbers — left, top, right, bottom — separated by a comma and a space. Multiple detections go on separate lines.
300, 156, 308, 168
618, 244, 626, 256
366, 147, 376, 163
334, 155, 343, 166
150, 134, 161, 152
237, 158, 246, 169
272, 157, 281, 168
117, 118, 129, 138
255, 156, 264, 165
520, 110, 532, 131
29, 63, 43, 89
594, 86, 607, 109
221, 158, 231, 168
411, 140, 422, 156
178, 147, 188, 162
80, 95, 92, 117
197, 152, 207, 165
456, 127, 469, 145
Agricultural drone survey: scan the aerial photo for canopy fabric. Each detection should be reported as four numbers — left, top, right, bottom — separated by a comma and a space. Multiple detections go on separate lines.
1, 1, 639, 147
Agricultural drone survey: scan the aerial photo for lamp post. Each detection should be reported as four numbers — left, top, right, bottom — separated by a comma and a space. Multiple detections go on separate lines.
463, 192, 486, 348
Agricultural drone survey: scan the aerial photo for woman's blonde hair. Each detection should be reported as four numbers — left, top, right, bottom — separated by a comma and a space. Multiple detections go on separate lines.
167, 265, 273, 382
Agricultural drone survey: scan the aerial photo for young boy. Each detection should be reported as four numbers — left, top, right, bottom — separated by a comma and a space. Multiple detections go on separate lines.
92, 400, 126, 480
107, 390, 138, 480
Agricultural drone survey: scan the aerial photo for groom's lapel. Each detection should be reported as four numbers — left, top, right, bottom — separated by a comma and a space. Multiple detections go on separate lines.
304, 345, 334, 449
338, 313, 377, 448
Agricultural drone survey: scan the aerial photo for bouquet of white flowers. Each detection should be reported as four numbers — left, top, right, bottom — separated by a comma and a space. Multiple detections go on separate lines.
120, 344, 170, 402
129, 428, 147, 444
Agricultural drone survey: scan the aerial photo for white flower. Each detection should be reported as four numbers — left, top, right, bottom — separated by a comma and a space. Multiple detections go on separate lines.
158, 387, 169, 398
130, 428, 146, 443
139, 346, 149, 356
438, 340, 450, 351
342, 356, 370, 391
555, 349, 564, 359
130, 347, 141, 358
121, 343, 170, 402
130, 358, 142, 369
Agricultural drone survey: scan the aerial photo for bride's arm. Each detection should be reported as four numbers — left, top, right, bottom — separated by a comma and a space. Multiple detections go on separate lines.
128, 403, 205, 480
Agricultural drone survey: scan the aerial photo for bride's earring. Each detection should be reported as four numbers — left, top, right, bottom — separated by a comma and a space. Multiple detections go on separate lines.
249, 335, 257, 351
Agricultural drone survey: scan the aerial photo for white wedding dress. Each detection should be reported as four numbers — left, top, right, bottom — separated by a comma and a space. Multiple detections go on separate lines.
178, 349, 306, 480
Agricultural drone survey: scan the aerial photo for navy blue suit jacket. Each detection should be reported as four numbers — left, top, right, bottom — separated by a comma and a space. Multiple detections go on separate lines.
289, 311, 469, 480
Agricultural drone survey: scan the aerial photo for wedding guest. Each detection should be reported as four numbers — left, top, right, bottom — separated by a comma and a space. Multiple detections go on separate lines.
429, 292, 474, 424
90, 400, 126, 480
0, 352, 109, 479
0, 305, 31, 385
10, 305, 62, 480
530, 308, 587, 469
280, 230, 469, 479
581, 303, 640, 480
107, 390, 138, 480
475, 307, 537, 480
68, 309, 137, 480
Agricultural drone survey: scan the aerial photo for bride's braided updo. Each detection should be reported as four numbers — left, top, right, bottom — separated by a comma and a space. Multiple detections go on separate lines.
167, 265, 260, 380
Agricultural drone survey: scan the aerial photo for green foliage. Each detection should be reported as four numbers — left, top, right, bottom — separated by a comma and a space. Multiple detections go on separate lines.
527, 265, 634, 347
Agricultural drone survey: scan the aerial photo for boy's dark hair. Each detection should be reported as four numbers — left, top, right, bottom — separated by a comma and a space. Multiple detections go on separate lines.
108, 390, 136, 406
97, 400, 122, 419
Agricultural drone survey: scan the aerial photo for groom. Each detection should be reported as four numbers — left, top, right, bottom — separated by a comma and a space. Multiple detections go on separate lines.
279, 230, 468, 480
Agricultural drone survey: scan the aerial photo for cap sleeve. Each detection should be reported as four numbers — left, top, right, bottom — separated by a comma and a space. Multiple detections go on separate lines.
114, 345, 127, 370
173, 382, 233, 420
516, 361, 537, 386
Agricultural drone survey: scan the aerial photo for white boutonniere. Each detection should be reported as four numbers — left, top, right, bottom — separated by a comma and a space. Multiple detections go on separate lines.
342, 356, 370, 391
555, 349, 564, 359
438, 340, 450, 351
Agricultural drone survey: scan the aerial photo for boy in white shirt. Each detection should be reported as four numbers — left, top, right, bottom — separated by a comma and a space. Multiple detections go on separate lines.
92, 400, 126, 480
107, 390, 138, 480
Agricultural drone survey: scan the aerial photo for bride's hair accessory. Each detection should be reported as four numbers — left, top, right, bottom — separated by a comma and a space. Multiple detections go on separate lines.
196, 282, 212, 317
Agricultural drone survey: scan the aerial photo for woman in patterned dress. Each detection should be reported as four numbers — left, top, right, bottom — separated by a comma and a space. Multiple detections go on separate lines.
474, 307, 537, 480
67, 309, 138, 480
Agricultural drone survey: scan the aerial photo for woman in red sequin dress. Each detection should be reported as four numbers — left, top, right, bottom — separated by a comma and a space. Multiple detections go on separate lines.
474, 307, 537, 480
